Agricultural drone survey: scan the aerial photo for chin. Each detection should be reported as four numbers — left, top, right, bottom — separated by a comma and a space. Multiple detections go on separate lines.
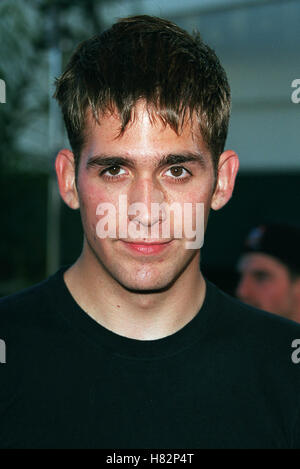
116, 269, 176, 293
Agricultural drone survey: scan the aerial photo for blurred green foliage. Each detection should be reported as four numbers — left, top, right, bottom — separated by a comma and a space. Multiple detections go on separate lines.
0, 0, 109, 174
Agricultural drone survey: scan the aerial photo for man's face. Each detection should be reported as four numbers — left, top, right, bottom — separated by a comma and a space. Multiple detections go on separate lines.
236, 252, 296, 317
63, 102, 234, 293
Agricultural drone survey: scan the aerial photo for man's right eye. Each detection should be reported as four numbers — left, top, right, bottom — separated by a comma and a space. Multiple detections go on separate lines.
100, 166, 127, 179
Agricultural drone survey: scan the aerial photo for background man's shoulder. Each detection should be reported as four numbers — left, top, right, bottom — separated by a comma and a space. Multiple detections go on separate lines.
215, 282, 300, 333
208, 280, 300, 355
207, 282, 300, 387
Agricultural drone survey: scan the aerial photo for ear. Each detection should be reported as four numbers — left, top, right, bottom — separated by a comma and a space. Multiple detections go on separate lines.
55, 149, 79, 210
211, 150, 239, 211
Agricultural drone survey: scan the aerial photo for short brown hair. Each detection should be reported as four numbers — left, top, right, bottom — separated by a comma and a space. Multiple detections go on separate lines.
54, 15, 231, 174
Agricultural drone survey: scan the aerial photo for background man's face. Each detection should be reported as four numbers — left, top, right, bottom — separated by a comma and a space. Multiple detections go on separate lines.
236, 252, 296, 317
75, 103, 217, 292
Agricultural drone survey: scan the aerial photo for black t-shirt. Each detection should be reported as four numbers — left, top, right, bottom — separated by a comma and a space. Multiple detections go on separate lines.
1, 265, 300, 449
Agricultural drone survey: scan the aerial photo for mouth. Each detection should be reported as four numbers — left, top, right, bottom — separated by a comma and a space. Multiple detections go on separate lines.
120, 239, 174, 255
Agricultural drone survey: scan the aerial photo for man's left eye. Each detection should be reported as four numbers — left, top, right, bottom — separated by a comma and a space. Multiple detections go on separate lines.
165, 166, 190, 178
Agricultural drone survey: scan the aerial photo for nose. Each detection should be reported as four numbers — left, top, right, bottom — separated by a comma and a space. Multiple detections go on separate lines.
127, 177, 166, 228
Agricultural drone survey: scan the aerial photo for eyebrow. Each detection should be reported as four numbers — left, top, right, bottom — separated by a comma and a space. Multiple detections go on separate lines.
86, 151, 207, 170
251, 270, 272, 277
238, 268, 272, 278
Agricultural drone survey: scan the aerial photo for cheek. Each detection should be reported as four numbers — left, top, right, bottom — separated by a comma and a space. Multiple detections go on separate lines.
274, 282, 291, 302
183, 187, 212, 228
79, 174, 123, 208
78, 179, 118, 232
169, 185, 212, 209
264, 281, 289, 304
168, 189, 210, 245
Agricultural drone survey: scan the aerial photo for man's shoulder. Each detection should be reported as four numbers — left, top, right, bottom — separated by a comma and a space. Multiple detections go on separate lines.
0, 268, 66, 329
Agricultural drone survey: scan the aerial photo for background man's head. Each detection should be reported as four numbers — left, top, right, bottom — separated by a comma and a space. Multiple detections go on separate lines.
236, 223, 300, 322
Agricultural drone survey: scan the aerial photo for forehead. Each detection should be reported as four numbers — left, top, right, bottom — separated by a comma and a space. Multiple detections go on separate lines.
82, 102, 210, 163
238, 252, 288, 275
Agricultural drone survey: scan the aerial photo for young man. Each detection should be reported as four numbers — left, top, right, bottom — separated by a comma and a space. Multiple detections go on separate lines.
236, 223, 300, 322
1, 15, 300, 449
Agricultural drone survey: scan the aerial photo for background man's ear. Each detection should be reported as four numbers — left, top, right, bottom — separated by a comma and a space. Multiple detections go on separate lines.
211, 150, 239, 211
55, 149, 80, 210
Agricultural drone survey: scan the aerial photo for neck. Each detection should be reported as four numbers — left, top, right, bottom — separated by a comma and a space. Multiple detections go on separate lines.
63, 244, 206, 340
